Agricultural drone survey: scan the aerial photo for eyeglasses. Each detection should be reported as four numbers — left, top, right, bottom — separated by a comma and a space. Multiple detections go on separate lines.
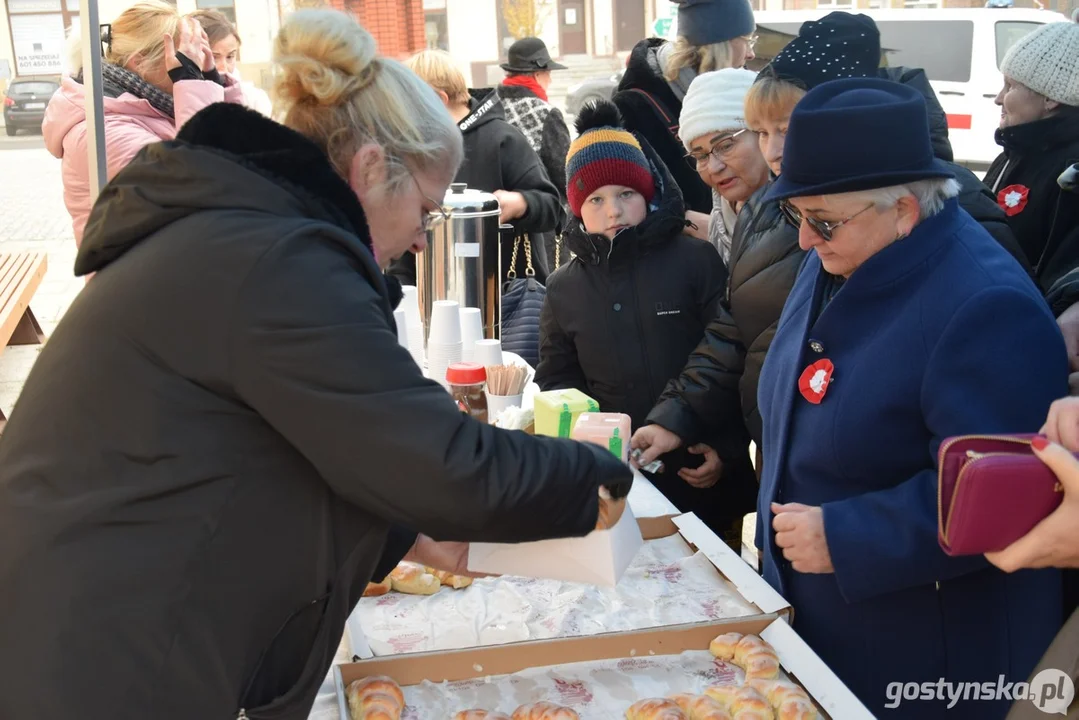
742, 33, 759, 51
412, 173, 453, 232
685, 128, 750, 170
99, 23, 112, 58
779, 200, 875, 242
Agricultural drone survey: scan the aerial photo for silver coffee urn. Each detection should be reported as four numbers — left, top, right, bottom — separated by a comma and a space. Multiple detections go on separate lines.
416, 183, 502, 339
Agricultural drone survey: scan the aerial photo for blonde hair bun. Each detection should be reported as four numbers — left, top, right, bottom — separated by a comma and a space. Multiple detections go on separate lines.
274, 9, 380, 109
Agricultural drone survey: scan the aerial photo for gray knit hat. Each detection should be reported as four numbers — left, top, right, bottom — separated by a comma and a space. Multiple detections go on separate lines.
999, 22, 1079, 107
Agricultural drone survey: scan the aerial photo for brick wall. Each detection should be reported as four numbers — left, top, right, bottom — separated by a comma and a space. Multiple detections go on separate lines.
327, 0, 425, 58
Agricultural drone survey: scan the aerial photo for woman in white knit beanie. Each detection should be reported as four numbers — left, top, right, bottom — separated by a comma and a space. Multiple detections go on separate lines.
984, 21, 1079, 298
679, 68, 768, 264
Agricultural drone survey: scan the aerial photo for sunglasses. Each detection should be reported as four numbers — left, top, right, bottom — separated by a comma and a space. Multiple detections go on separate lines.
99, 23, 112, 58
779, 200, 874, 242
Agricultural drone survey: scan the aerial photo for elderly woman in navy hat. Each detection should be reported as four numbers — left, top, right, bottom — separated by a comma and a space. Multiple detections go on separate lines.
757, 78, 1066, 718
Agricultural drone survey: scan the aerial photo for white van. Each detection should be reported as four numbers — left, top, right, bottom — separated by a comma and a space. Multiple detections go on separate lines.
666, 8, 1069, 170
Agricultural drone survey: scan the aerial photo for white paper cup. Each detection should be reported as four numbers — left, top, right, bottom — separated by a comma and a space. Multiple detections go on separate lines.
486, 392, 523, 423
474, 339, 503, 368
393, 308, 409, 348
459, 308, 483, 362
429, 300, 462, 345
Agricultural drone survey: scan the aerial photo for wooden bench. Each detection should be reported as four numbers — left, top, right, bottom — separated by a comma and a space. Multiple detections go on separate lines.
0, 252, 48, 432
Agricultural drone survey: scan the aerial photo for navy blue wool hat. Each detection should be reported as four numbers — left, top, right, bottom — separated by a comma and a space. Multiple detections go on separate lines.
675, 0, 756, 47
765, 12, 881, 91
764, 78, 955, 202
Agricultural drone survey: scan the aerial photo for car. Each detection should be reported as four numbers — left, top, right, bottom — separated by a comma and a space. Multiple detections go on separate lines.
3, 78, 60, 137
565, 71, 624, 117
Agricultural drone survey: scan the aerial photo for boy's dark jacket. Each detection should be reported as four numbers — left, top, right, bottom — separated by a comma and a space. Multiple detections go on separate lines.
388, 88, 561, 285
535, 134, 758, 529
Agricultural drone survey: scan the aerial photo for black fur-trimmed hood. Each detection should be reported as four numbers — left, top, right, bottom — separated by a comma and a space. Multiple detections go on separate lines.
77, 103, 374, 277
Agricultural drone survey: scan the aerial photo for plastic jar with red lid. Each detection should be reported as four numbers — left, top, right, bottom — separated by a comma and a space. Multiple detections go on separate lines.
446, 362, 488, 423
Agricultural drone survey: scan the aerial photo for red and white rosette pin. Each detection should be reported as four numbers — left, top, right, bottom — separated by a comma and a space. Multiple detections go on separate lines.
997, 184, 1029, 217
798, 358, 834, 405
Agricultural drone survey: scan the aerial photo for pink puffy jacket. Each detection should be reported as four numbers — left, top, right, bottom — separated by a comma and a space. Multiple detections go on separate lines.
43, 76, 243, 246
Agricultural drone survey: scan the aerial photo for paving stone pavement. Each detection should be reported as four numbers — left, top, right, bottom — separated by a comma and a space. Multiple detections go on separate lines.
0, 143, 83, 415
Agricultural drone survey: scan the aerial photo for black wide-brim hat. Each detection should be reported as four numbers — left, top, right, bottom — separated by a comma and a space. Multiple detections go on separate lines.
764, 77, 954, 203
501, 37, 567, 72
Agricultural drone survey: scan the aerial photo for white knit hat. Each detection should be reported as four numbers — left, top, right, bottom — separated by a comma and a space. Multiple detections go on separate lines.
679, 68, 758, 151
999, 22, 1079, 107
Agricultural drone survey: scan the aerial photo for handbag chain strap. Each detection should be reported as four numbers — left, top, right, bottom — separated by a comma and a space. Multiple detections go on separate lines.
507, 235, 536, 280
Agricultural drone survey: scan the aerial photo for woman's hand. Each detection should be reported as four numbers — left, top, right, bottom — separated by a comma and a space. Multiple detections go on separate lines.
494, 190, 527, 224
164, 18, 214, 74
630, 424, 683, 469
402, 534, 493, 579
772, 502, 834, 573
679, 444, 722, 488
985, 433, 1079, 571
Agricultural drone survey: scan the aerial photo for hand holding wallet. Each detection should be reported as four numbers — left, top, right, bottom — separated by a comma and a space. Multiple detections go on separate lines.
938, 434, 1068, 556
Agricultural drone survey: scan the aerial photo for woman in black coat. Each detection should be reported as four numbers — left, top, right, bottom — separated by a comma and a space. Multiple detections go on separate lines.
0, 12, 630, 720
985, 21, 1079, 294
612, 0, 757, 215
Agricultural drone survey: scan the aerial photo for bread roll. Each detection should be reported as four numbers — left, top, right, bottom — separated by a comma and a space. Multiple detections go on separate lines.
362, 577, 392, 597
729, 688, 774, 720
743, 649, 780, 681
625, 698, 688, 720
744, 679, 777, 698
733, 635, 770, 666
764, 683, 810, 708
667, 694, 732, 720
776, 699, 817, 720
708, 632, 743, 661
512, 702, 579, 720
346, 676, 404, 720
455, 712, 512, 720
389, 562, 441, 595
702, 684, 741, 707
427, 567, 474, 589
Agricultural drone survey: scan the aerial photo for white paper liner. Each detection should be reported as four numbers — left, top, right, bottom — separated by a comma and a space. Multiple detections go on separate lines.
396, 651, 789, 719
351, 535, 757, 657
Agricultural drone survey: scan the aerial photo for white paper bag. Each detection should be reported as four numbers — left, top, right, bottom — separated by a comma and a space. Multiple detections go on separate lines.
467, 505, 644, 586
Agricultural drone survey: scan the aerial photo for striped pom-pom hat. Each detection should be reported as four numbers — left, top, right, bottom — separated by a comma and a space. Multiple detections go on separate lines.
566, 100, 655, 218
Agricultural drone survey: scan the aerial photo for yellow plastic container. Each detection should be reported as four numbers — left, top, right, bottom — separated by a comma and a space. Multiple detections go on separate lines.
533, 389, 600, 438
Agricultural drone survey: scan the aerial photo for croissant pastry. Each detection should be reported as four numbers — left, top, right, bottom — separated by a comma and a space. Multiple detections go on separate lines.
743, 648, 781, 681
454, 712, 512, 720
346, 676, 404, 720
427, 567, 474, 589
730, 688, 774, 720
362, 576, 392, 598
667, 693, 732, 720
389, 562, 441, 595
733, 635, 770, 667
776, 698, 817, 720
708, 632, 743, 661
625, 698, 688, 720
512, 702, 579, 720
702, 684, 742, 707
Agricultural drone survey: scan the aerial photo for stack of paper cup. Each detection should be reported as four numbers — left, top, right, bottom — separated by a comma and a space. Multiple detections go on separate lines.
474, 339, 503, 368
459, 308, 483, 362
398, 286, 425, 365
427, 300, 463, 387
393, 308, 409, 350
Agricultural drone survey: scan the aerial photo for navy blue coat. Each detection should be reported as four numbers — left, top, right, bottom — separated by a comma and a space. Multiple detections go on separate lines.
757, 200, 1066, 718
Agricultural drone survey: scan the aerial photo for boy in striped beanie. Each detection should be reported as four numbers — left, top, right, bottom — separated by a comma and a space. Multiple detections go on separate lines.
565, 101, 657, 236
539, 100, 756, 546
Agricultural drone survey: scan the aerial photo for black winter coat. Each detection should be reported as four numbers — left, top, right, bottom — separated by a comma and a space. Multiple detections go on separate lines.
536, 142, 757, 535
388, 89, 561, 285
648, 83, 1033, 451
0, 104, 630, 720
985, 107, 1079, 294
613, 38, 712, 215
